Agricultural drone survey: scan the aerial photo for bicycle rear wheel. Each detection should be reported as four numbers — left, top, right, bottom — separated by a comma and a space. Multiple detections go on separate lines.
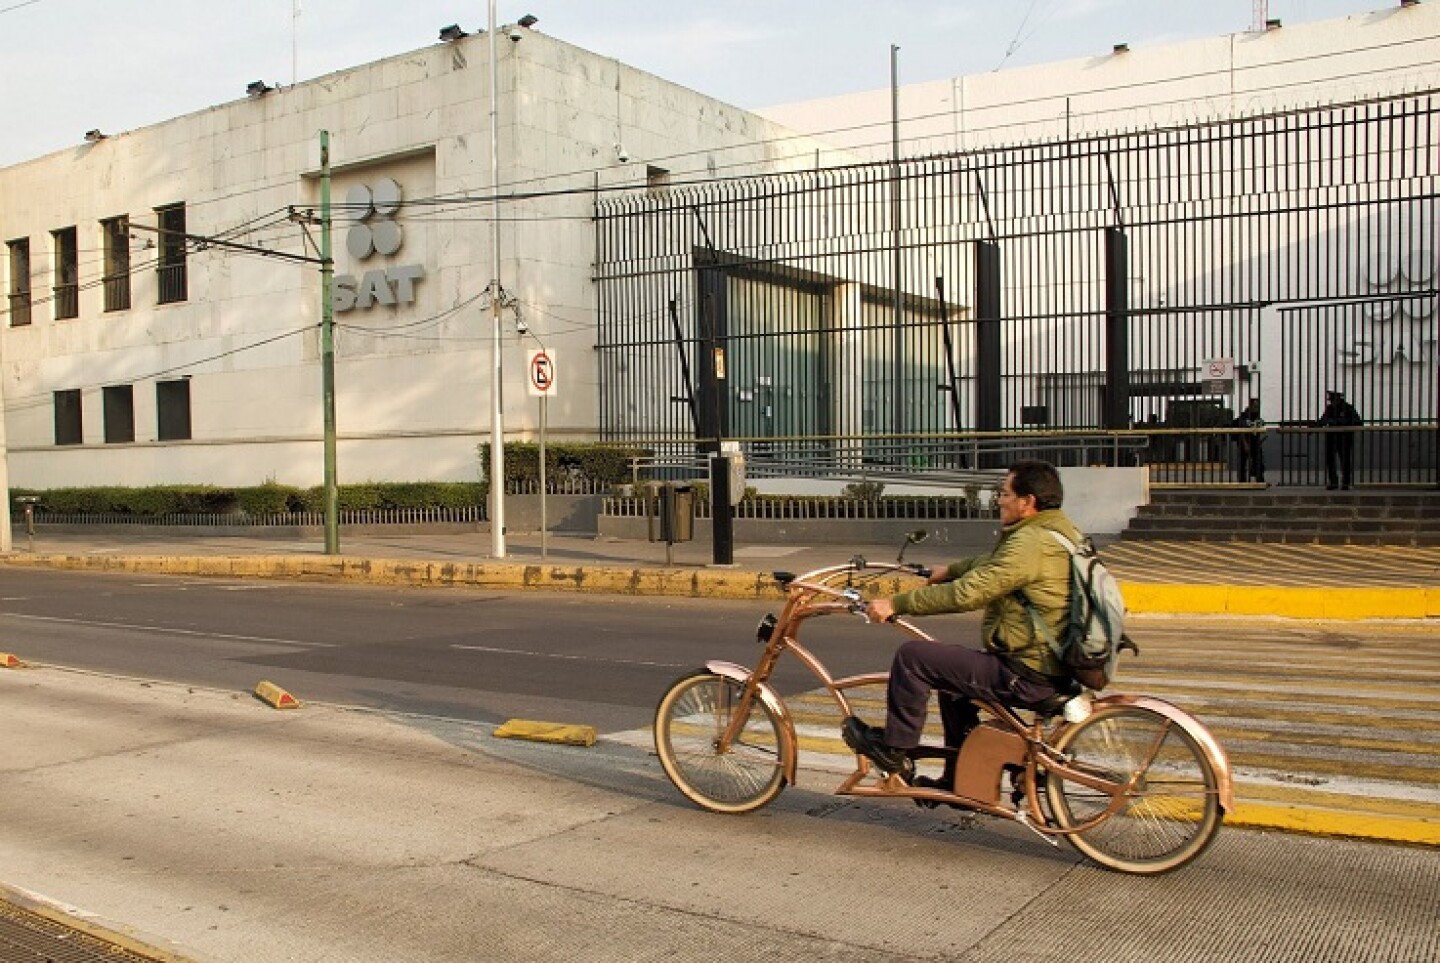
654, 670, 787, 814
1046, 705, 1222, 875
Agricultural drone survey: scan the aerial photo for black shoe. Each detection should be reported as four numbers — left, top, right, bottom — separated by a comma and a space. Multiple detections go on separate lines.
841, 716, 911, 774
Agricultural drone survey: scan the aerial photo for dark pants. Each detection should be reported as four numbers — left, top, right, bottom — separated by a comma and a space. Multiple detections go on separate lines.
1325, 435, 1355, 488
1236, 441, 1265, 482
884, 640, 1058, 750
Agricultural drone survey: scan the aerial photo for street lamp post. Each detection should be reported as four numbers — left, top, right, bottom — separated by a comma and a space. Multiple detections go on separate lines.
487, 0, 507, 558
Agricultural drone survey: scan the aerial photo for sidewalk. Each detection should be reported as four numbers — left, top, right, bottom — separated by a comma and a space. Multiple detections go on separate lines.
4, 526, 1439, 619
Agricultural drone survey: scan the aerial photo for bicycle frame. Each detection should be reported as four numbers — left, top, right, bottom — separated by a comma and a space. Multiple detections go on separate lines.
709, 560, 1233, 836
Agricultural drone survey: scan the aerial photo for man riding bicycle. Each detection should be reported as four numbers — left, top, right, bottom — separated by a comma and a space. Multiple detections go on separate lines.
846, 459, 1080, 792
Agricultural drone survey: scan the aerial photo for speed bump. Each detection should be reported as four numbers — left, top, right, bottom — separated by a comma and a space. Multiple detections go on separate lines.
253, 680, 300, 709
493, 719, 596, 746
0, 653, 23, 668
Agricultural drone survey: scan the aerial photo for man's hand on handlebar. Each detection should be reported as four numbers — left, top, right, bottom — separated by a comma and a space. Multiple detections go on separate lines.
865, 598, 897, 623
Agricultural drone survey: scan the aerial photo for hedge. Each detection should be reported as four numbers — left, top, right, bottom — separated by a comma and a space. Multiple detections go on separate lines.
13, 482, 487, 517
478, 442, 649, 486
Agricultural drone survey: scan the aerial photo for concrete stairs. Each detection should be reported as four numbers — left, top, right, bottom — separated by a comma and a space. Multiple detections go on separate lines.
1121, 489, 1440, 545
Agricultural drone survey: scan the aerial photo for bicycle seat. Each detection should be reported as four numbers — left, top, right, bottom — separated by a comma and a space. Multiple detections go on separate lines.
1023, 678, 1084, 717
773, 571, 797, 587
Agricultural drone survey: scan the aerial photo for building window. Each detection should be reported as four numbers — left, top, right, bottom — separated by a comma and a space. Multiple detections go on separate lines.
646, 165, 671, 196
156, 379, 192, 441
102, 215, 131, 312
103, 385, 135, 443
156, 203, 187, 304
52, 226, 78, 319
6, 238, 29, 327
54, 389, 82, 445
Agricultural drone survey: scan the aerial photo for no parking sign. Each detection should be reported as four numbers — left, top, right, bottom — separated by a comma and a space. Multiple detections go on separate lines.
528, 349, 556, 397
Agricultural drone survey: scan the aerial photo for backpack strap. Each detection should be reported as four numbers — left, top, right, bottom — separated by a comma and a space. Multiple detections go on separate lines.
1015, 589, 1066, 663
1014, 529, 1079, 662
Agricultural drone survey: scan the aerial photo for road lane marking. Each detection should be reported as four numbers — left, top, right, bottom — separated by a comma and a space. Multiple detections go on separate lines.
0, 613, 334, 648
451, 643, 685, 669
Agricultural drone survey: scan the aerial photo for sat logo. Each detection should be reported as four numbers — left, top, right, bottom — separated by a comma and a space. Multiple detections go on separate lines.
334, 177, 425, 312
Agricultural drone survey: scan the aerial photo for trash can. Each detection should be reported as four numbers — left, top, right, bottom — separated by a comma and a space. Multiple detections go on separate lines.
647, 482, 694, 543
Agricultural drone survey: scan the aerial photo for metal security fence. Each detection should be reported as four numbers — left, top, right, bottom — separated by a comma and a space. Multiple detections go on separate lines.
33, 507, 489, 526
595, 92, 1440, 486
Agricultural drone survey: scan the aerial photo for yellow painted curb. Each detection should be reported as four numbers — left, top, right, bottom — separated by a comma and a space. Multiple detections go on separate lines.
1121, 582, 1434, 620
1228, 802, 1440, 847
0, 881, 195, 962
493, 719, 597, 746
0, 652, 24, 668
253, 680, 301, 709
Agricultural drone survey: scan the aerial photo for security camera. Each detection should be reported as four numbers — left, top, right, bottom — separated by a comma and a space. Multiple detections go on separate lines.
508, 26, 523, 41
617, 149, 630, 163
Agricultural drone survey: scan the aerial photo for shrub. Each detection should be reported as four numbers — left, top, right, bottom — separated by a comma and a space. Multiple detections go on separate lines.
479, 443, 649, 487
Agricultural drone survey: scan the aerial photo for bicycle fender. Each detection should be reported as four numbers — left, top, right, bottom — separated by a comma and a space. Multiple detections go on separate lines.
705, 660, 798, 785
1091, 694, 1235, 812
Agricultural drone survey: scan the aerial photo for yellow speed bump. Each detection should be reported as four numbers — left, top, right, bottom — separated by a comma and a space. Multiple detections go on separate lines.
0, 653, 24, 668
493, 719, 596, 747
253, 680, 301, 710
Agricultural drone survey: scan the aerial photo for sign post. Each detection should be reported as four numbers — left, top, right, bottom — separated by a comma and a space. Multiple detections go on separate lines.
527, 349, 556, 558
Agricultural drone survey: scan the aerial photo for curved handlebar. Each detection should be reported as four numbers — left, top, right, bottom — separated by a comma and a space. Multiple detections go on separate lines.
772, 560, 933, 622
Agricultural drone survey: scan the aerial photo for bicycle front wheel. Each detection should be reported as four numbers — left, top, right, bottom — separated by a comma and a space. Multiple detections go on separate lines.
1046, 705, 1223, 875
654, 670, 788, 814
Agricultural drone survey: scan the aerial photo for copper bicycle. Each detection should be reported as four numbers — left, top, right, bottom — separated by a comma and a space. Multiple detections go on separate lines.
654, 533, 1232, 875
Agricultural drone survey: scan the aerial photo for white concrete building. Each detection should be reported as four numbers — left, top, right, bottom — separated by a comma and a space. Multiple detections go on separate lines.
760, 3, 1440, 158
0, 26, 837, 490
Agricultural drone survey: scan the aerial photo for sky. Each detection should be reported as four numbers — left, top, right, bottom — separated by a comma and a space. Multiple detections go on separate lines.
0, 0, 1395, 168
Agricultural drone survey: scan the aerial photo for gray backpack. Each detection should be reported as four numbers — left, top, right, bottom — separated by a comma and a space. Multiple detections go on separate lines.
1019, 531, 1138, 690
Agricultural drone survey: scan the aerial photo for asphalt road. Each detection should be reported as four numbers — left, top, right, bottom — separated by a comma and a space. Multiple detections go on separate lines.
0, 566, 902, 731
3, 566, 1437, 832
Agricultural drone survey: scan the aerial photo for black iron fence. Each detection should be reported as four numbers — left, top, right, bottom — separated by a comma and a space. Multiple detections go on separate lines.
595, 92, 1440, 487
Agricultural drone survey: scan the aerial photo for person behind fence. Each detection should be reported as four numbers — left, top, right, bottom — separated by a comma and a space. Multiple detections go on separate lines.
1319, 390, 1363, 490
845, 459, 1078, 795
1232, 398, 1266, 484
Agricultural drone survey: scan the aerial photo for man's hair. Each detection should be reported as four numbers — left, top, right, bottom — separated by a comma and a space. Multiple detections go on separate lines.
1007, 459, 1064, 510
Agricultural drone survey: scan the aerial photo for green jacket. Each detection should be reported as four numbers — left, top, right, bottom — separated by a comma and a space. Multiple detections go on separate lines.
889, 508, 1081, 680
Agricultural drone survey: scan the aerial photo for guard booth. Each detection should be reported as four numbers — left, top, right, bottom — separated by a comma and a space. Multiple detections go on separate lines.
647, 482, 695, 545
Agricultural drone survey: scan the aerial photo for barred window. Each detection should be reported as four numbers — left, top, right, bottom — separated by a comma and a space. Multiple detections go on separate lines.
102, 215, 131, 312
54, 389, 82, 445
156, 203, 187, 304
6, 237, 29, 327
51, 226, 78, 320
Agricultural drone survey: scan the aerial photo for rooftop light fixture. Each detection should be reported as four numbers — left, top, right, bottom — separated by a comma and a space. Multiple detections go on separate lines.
83, 129, 106, 142
517, 14, 538, 28
439, 24, 468, 41
246, 80, 273, 97
1112, 43, 1129, 54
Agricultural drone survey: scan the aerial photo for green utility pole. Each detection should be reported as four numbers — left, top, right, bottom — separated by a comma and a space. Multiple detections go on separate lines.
320, 130, 339, 555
